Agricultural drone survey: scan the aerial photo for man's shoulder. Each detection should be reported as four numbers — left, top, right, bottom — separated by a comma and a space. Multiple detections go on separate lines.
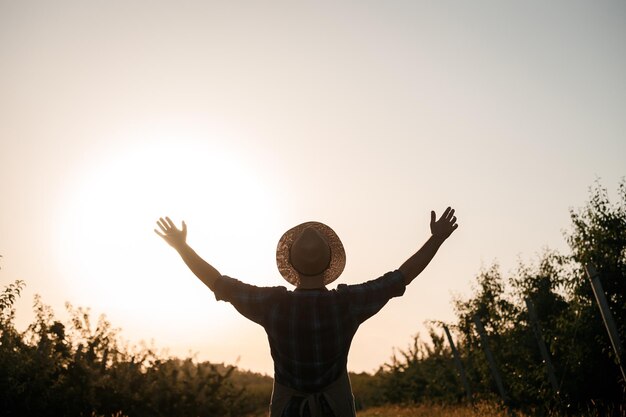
220, 275, 287, 289
336, 270, 405, 291
214, 275, 289, 301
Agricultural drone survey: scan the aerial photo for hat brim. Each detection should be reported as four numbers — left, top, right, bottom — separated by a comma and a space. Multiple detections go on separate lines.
276, 221, 346, 286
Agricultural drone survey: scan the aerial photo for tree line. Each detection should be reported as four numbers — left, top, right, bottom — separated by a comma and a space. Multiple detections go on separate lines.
0, 279, 275, 416
1, 180, 624, 416
367, 180, 626, 415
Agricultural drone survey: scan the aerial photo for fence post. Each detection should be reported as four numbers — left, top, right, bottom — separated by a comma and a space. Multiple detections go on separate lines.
524, 297, 559, 394
473, 314, 508, 401
585, 264, 626, 382
442, 324, 472, 400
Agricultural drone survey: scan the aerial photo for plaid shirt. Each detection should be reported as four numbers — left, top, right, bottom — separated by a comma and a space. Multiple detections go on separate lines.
212, 270, 406, 393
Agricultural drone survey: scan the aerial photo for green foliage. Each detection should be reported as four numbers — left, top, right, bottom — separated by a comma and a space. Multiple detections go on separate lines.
0, 278, 24, 312
349, 371, 387, 410
559, 180, 626, 406
374, 179, 626, 415
228, 367, 273, 411
0, 279, 268, 417
376, 329, 463, 405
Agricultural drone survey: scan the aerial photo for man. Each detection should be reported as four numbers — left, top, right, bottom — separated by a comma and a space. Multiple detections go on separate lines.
155, 207, 458, 416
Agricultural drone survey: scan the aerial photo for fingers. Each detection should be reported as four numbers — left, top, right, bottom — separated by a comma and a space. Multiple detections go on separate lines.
156, 217, 179, 233
157, 218, 169, 233
154, 229, 166, 238
435, 207, 455, 221
439, 207, 456, 222
156, 216, 186, 235
430, 211, 436, 224
437, 207, 458, 229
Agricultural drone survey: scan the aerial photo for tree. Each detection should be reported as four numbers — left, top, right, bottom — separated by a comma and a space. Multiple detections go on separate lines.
560, 180, 626, 406
376, 180, 626, 414
0, 278, 262, 417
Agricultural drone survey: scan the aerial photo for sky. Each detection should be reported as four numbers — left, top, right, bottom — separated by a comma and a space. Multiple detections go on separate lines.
1, 0, 625, 376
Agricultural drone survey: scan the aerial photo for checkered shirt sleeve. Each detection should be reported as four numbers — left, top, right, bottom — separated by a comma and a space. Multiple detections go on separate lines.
338, 269, 407, 323
212, 275, 287, 326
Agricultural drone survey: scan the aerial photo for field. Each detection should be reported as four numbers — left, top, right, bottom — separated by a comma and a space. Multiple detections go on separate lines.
357, 403, 524, 417
356, 403, 626, 417
243, 403, 521, 417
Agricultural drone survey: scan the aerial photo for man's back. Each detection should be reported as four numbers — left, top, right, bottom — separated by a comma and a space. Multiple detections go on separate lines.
213, 270, 406, 392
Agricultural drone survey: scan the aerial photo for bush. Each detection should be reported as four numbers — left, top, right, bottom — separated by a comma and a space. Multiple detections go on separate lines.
0, 280, 266, 417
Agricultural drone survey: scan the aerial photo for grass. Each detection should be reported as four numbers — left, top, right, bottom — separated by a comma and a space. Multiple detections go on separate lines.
357, 402, 528, 417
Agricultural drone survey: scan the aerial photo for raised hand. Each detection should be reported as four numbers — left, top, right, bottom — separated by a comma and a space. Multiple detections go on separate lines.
155, 217, 187, 249
430, 207, 458, 240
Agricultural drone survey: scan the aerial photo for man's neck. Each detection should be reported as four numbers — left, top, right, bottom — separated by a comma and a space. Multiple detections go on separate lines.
296, 273, 325, 289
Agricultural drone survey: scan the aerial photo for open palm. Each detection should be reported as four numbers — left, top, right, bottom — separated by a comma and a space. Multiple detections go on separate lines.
430, 207, 458, 239
155, 217, 187, 249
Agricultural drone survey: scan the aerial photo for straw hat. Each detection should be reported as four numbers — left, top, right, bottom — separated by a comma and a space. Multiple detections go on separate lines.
276, 221, 346, 286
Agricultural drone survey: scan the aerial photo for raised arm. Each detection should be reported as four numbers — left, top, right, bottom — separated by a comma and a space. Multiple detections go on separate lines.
154, 217, 221, 290
399, 207, 458, 285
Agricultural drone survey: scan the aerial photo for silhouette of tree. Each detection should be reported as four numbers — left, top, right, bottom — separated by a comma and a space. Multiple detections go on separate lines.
0, 278, 264, 417
374, 180, 626, 415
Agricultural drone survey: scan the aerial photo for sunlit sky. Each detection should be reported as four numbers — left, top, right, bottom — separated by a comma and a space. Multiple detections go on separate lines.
1, 1, 625, 375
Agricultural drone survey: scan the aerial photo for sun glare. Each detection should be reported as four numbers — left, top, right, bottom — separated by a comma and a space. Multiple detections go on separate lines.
53, 128, 284, 345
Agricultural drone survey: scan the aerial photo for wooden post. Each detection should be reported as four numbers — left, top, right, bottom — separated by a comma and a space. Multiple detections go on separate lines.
443, 324, 472, 400
525, 297, 559, 394
473, 314, 508, 401
585, 264, 626, 382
